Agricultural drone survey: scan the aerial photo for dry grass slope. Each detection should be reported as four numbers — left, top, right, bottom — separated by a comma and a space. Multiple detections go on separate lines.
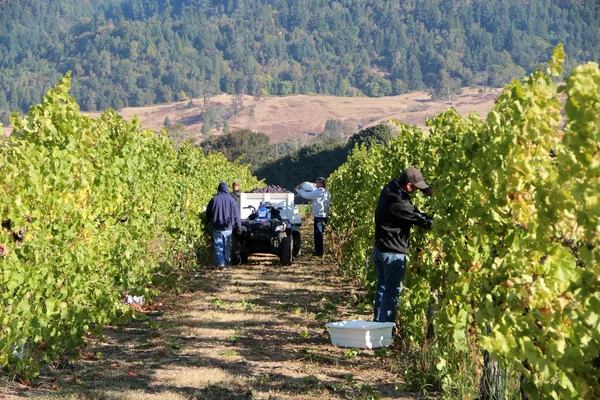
1, 88, 501, 144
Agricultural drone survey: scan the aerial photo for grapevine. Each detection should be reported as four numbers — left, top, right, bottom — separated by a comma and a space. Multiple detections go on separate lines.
0, 73, 261, 376
329, 45, 600, 398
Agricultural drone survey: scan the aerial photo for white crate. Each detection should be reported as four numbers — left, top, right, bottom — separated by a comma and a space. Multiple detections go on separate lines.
239, 192, 301, 225
325, 320, 395, 349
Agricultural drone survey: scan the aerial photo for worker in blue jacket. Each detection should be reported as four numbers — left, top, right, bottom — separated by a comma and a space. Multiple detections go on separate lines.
206, 182, 241, 270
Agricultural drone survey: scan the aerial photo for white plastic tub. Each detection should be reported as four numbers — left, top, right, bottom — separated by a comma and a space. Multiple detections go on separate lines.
299, 182, 316, 192
325, 320, 395, 349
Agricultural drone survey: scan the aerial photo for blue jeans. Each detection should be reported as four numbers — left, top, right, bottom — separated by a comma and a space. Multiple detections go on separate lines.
313, 217, 328, 255
372, 246, 406, 323
213, 230, 232, 267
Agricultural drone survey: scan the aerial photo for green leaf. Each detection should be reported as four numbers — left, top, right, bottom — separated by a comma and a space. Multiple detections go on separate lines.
548, 44, 566, 77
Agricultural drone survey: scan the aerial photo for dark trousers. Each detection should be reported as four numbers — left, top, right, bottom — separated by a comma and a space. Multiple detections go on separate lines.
313, 217, 328, 256
372, 246, 406, 322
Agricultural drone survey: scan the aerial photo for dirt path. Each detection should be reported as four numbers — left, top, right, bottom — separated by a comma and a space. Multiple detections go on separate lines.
1, 227, 418, 400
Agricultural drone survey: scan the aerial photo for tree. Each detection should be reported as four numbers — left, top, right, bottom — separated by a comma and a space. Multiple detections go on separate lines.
255, 141, 349, 191
316, 119, 344, 144
472, 71, 490, 91
167, 123, 187, 148
346, 124, 393, 150
200, 80, 213, 113
249, 107, 255, 129
324, 119, 340, 132
232, 93, 244, 116
430, 68, 461, 100
393, 79, 408, 95
336, 74, 349, 96
201, 120, 212, 135
278, 81, 293, 95
408, 56, 424, 90
200, 129, 272, 171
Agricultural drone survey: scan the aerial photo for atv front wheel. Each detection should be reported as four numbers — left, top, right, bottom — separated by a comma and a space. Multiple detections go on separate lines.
280, 237, 293, 266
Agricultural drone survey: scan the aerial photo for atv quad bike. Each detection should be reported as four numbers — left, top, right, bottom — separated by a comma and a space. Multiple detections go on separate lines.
231, 202, 299, 266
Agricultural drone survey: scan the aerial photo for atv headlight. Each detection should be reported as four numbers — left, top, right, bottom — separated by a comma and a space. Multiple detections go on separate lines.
275, 224, 286, 232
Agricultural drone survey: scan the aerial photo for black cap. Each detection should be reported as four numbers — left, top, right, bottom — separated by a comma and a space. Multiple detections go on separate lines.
399, 168, 431, 192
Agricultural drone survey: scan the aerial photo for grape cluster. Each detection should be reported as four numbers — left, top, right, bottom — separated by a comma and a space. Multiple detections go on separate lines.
248, 185, 290, 193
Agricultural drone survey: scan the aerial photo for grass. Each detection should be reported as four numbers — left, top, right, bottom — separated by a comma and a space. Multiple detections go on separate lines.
296, 204, 309, 217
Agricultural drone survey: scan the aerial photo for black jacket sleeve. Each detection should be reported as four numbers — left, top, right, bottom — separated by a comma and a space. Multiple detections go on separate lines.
389, 200, 433, 229
231, 198, 241, 231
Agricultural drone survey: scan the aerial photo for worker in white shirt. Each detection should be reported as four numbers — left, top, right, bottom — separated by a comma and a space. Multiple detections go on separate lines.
296, 177, 331, 256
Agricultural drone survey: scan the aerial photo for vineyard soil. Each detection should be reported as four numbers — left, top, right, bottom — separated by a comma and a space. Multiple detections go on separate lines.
0, 223, 419, 400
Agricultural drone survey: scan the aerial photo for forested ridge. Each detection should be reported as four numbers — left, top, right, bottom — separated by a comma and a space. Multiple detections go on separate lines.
1, 0, 599, 124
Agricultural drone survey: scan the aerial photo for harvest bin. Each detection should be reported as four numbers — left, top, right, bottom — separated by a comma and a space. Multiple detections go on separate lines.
326, 320, 396, 349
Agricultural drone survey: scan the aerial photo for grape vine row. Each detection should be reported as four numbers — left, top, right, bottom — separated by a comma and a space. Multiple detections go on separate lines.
0, 73, 262, 376
328, 46, 599, 398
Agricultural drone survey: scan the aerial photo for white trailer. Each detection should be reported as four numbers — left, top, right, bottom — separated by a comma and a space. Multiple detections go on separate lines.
239, 192, 302, 228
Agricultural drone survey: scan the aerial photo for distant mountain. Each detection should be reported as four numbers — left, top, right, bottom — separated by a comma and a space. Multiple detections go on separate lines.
1, 0, 598, 124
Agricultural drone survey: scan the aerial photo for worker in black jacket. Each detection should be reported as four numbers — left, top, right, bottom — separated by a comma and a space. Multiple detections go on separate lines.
373, 167, 434, 323
230, 181, 242, 209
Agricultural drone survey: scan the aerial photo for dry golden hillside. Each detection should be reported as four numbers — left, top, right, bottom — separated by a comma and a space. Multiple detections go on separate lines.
4, 88, 501, 142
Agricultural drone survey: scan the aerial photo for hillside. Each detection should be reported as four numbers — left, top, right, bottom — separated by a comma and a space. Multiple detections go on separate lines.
1, 0, 598, 124
77, 88, 499, 144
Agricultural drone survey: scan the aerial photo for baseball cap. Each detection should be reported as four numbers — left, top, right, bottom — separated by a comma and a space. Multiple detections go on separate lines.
399, 167, 430, 191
